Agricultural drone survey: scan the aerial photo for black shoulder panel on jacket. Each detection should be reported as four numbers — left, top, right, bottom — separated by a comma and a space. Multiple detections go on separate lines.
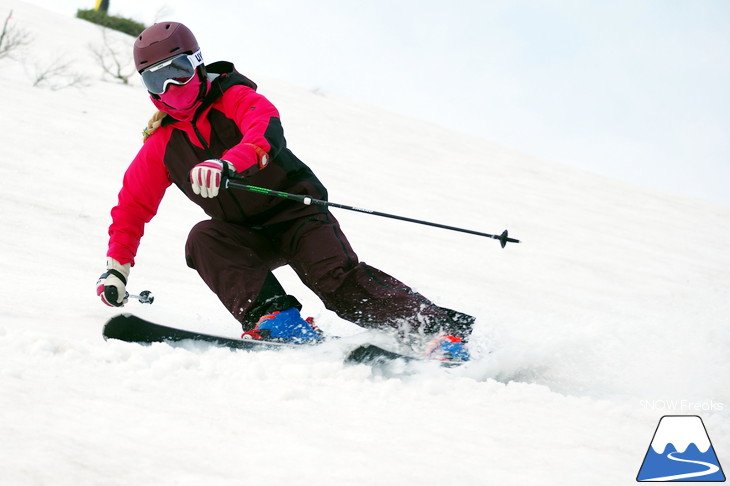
206, 61, 258, 92
192, 61, 259, 117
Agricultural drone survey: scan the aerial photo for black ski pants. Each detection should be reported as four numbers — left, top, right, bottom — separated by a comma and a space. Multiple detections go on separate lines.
185, 212, 473, 338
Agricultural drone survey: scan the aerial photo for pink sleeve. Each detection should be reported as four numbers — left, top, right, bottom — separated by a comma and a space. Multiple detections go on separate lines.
217, 86, 283, 174
107, 131, 172, 266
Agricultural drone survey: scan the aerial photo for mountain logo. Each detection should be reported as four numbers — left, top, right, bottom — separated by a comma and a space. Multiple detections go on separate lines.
637, 415, 725, 482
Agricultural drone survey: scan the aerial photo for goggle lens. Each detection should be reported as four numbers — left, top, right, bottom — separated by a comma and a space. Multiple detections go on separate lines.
141, 50, 204, 95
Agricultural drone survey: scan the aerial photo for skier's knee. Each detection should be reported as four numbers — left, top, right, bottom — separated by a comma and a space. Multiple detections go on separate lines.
185, 220, 220, 269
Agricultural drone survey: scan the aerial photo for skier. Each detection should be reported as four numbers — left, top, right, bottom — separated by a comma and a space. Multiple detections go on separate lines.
96, 21, 473, 360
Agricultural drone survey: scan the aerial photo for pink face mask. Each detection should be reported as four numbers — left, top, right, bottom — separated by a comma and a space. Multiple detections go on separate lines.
151, 74, 210, 121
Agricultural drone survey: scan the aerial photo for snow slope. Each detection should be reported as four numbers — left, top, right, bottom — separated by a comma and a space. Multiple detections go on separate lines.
1, 2, 728, 485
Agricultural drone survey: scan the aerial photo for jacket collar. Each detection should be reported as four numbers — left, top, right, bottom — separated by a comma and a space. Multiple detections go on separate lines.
160, 61, 258, 127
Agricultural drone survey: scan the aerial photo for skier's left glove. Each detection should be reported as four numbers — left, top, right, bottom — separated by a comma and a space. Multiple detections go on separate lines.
96, 257, 131, 307
190, 159, 236, 198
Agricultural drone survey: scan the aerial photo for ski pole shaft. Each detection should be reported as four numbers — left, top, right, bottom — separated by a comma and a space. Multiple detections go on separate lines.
125, 290, 155, 304
225, 180, 520, 248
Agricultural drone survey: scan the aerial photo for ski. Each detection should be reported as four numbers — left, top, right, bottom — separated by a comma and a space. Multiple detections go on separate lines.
345, 344, 419, 364
103, 314, 466, 367
103, 313, 305, 350
345, 343, 465, 367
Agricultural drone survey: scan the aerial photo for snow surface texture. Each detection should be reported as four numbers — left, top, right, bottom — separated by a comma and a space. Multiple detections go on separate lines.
1, 2, 728, 485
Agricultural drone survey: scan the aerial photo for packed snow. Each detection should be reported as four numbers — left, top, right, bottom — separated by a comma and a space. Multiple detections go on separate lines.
1, 2, 728, 485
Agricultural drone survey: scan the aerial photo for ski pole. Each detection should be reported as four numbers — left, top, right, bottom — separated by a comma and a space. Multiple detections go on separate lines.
124, 290, 155, 304
225, 180, 520, 248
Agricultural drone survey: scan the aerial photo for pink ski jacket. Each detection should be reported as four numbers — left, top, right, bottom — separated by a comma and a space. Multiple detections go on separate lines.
107, 62, 327, 265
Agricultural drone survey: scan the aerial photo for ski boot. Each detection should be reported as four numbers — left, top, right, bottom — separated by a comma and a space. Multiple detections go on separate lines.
425, 335, 470, 362
242, 308, 322, 343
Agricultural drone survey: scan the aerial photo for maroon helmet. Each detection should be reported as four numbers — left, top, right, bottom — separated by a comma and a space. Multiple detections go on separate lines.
134, 22, 200, 73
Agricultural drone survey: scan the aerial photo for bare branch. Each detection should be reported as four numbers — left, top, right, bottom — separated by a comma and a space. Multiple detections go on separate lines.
0, 10, 33, 59
31, 58, 89, 90
153, 5, 175, 23
88, 26, 136, 84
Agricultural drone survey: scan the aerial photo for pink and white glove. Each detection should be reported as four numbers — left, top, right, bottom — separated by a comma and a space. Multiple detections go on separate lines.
190, 159, 236, 198
96, 257, 131, 307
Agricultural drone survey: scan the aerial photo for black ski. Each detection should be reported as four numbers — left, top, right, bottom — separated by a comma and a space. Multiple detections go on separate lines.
103, 313, 299, 350
345, 343, 464, 367
104, 314, 466, 366
345, 344, 418, 364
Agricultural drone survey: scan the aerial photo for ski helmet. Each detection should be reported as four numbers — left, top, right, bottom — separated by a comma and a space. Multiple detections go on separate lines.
134, 22, 200, 73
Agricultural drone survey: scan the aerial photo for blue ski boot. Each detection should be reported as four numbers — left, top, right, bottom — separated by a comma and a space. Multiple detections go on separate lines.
425, 335, 470, 362
242, 308, 322, 343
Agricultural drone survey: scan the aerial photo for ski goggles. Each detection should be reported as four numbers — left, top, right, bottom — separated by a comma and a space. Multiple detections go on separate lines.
140, 49, 204, 94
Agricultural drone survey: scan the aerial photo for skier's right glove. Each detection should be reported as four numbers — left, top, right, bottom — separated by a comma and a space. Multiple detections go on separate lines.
96, 257, 131, 307
190, 159, 236, 198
